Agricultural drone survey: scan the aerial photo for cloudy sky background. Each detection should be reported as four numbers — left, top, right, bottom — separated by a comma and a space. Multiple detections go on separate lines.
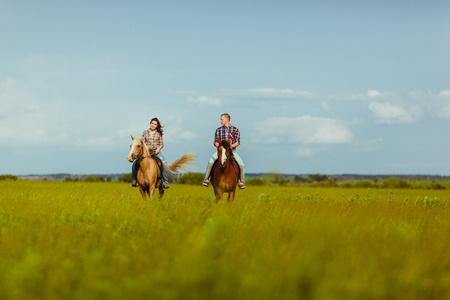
1, 1, 449, 176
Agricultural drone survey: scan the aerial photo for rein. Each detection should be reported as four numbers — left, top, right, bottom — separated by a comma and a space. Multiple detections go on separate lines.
132, 140, 152, 160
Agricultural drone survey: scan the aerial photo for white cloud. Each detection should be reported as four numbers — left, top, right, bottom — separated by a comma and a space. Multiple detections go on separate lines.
367, 90, 381, 97
366, 138, 384, 145
0, 80, 51, 145
0, 79, 41, 116
295, 147, 315, 157
164, 124, 200, 143
245, 88, 314, 98
0, 127, 14, 139
188, 96, 221, 107
75, 136, 118, 148
179, 131, 199, 140
368, 102, 422, 124
439, 90, 450, 97
321, 101, 330, 110
217, 88, 314, 99
438, 103, 450, 119
253, 116, 354, 145
436, 90, 450, 118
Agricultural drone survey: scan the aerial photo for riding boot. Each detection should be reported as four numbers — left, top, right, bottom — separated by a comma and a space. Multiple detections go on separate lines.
156, 153, 169, 189
203, 153, 218, 186
131, 159, 140, 187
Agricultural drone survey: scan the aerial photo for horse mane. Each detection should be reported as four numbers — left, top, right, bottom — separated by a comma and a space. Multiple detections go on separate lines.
218, 139, 235, 160
220, 139, 231, 149
142, 140, 151, 157
135, 138, 151, 157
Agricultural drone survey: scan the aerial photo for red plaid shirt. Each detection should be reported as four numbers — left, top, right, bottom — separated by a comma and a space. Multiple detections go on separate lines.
142, 129, 163, 155
214, 125, 240, 145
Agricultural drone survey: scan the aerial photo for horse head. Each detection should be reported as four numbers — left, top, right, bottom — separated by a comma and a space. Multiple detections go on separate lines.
217, 138, 233, 167
127, 135, 147, 162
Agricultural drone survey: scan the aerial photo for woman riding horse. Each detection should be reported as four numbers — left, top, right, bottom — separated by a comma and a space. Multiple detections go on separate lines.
131, 118, 169, 189
127, 135, 196, 201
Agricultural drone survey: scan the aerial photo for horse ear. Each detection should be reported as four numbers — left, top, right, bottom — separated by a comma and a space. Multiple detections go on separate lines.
140, 137, 145, 143
228, 139, 232, 144
131, 135, 134, 140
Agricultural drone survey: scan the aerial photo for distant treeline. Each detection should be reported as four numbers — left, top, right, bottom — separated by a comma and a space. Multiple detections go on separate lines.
3, 173, 448, 190
170, 172, 449, 190
244, 174, 449, 190
0, 175, 18, 181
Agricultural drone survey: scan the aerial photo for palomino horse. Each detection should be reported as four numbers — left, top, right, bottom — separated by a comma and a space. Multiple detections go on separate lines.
210, 139, 239, 202
127, 135, 196, 201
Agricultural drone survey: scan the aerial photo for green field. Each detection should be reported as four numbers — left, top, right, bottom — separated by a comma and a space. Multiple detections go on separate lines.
1, 181, 450, 299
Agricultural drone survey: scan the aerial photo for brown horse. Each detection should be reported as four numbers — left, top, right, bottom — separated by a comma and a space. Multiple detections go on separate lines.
127, 135, 196, 201
210, 139, 239, 202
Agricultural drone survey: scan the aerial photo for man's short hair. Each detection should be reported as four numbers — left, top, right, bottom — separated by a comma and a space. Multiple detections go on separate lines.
221, 113, 231, 120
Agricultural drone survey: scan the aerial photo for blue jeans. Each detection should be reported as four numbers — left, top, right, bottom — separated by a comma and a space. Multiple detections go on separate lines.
132, 153, 169, 185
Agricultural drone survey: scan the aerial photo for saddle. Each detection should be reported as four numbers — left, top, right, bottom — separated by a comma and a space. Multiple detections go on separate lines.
136, 155, 163, 180
153, 156, 164, 179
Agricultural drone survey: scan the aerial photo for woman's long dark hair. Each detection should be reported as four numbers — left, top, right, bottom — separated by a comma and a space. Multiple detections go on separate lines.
150, 117, 164, 135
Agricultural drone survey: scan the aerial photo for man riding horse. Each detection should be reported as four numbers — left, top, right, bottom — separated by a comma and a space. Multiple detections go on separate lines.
202, 113, 246, 189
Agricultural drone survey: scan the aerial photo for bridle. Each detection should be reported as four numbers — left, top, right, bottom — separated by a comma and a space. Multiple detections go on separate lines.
218, 145, 232, 168
130, 139, 151, 161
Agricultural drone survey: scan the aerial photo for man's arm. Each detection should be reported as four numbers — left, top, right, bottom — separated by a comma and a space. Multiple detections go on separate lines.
231, 141, 240, 149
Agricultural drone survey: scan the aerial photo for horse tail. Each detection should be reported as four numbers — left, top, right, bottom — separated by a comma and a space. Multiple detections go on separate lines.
168, 152, 197, 177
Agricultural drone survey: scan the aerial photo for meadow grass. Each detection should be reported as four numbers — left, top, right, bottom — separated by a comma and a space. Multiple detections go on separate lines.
1, 181, 450, 299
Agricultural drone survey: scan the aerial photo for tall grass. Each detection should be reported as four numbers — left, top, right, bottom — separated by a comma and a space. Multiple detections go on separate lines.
1, 181, 450, 299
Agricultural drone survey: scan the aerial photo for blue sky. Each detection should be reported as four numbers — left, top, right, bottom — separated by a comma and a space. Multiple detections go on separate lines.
1, 1, 449, 176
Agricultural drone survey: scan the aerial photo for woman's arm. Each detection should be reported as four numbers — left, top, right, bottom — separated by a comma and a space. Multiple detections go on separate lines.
155, 133, 164, 154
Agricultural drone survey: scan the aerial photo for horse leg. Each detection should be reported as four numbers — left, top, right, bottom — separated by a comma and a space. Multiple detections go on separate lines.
216, 192, 222, 203
149, 186, 155, 200
139, 187, 147, 201
228, 190, 236, 202
214, 188, 223, 203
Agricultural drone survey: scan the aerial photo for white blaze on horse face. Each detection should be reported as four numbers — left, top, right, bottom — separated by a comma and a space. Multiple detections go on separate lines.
127, 139, 139, 162
220, 146, 227, 165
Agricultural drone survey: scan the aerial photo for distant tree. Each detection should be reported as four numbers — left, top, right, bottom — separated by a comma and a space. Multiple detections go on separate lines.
106, 177, 112, 182
272, 174, 289, 186
354, 181, 374, 188
83, 175, 104, 183
430, 183, 446, 190
0, 175, 18, 181
177, 172, 204, 185
63, 176, 74, 182
342, 182, 353, 188
308, 174, 329, 182
246, 178, 266, 186
293, 175, 308, 183
120, 173, 132, 183
381, 178, 410, 189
